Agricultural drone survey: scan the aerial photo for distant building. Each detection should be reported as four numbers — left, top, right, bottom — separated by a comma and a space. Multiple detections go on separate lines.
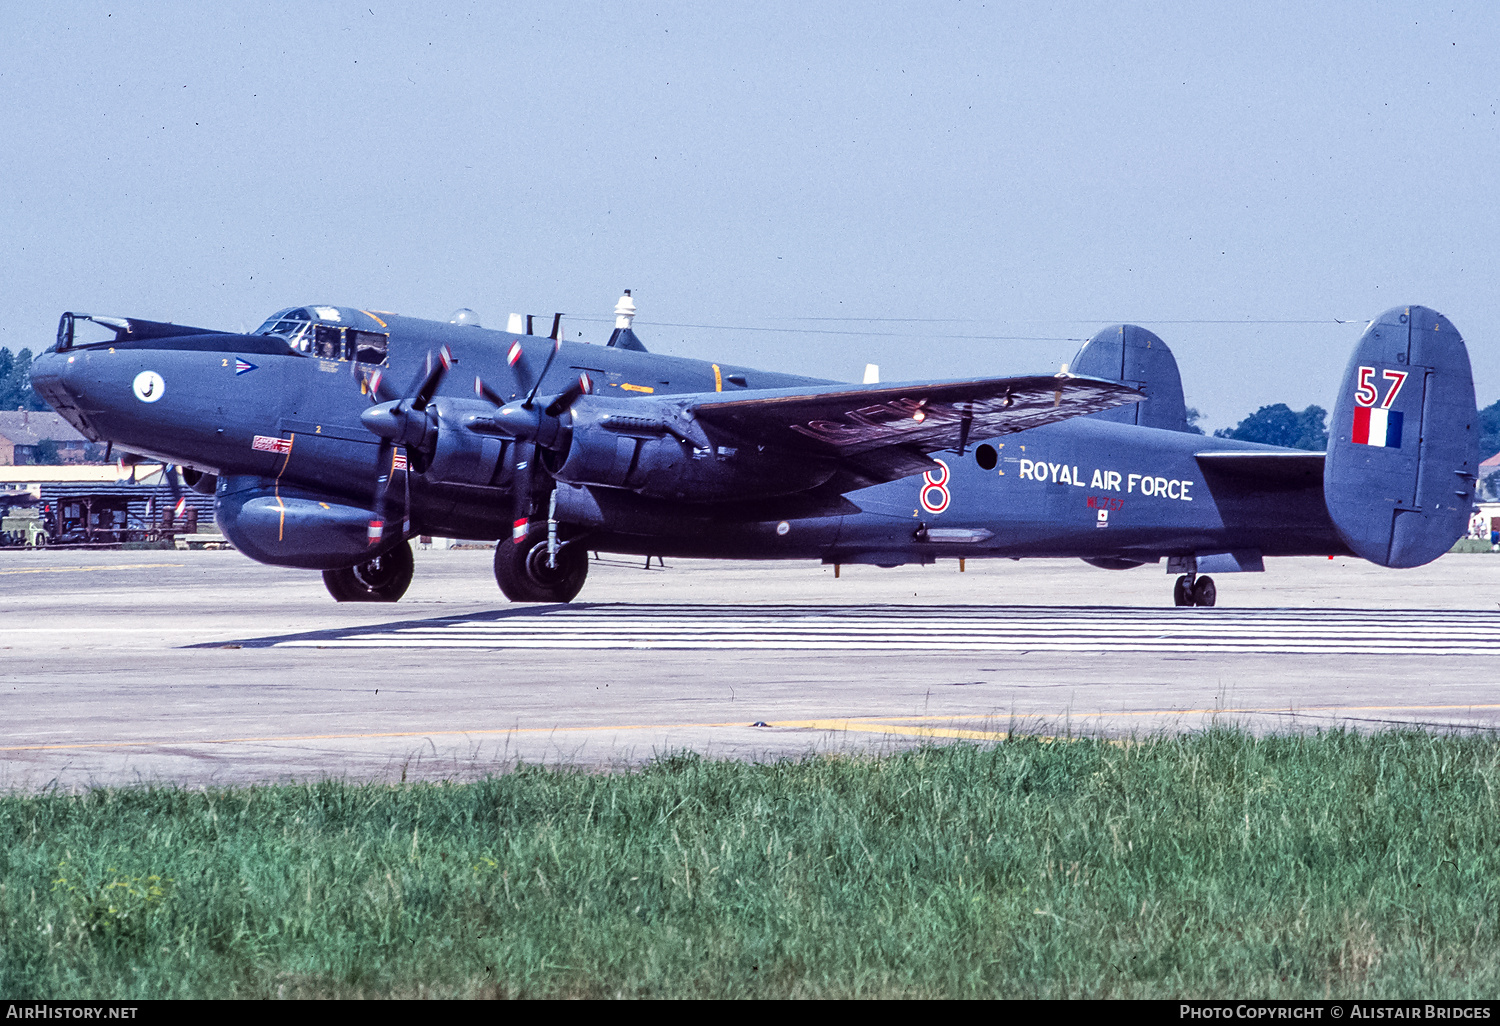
0, 411, 93, 465
0, 464, 216, 532
1482, 451, 1500, 500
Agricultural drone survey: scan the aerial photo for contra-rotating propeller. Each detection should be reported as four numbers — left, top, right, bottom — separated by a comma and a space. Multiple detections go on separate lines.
358, 345, 452, 545
474, 353, 592, 546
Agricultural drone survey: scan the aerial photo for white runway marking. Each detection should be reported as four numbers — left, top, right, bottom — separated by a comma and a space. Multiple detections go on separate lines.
270, 604, 1500, 655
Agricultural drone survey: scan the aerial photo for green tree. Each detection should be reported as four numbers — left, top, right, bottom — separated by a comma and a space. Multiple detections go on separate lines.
1213, 404, 1327, 450
1183, 407, 1205, 435
27, 439, 60, 464
0, 347, 47, 411
1477, 398, 1500, 462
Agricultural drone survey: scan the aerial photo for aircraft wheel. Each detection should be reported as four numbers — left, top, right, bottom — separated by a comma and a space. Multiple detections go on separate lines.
1191, 575, 1217, 607
494, 537, 589, 603
322, 541, 414, 602
1173, 575, 1194, 607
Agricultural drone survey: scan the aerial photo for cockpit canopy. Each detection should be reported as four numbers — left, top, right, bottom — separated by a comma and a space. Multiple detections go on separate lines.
254, 307, 313, 343
51, 304, 391, 364
255, 306, 389, 365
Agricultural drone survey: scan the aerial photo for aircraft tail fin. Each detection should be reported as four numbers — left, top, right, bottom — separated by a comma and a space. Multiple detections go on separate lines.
1070, 324, 1188, 431
1323, 306, 1478, 568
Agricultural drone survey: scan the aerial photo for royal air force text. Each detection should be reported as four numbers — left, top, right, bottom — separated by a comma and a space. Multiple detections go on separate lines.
1017, 460, 1194, 501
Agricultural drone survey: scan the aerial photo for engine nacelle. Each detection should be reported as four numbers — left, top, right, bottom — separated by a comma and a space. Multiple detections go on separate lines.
551, 397, 835, 502
424, 399, 513, 488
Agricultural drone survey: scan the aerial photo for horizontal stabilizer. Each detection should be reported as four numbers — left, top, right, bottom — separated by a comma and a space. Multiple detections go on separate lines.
1195, 450, 1325, 485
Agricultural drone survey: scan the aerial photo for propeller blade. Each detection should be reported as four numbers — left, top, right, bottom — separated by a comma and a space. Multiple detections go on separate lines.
402, 446, 412, 536
163, 463, 182, 503
543, 372, 593, 417
505, 339, 530, 395
511, 442, 535, 546
364, 369, 400, 404
158, 463, 182, 529
475, 376, 507, 408
524, 338, 563, 407
369, 438, 393, 545
411, 345, 454, 411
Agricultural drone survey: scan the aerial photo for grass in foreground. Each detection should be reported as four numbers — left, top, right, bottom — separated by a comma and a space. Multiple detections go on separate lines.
2, 729, 1499, 998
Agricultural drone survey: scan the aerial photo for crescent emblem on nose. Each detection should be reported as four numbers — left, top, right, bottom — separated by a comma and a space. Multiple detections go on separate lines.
132, 371, 166, 403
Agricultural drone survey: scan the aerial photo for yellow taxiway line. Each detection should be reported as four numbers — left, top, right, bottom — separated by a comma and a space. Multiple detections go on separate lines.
4, 704, 1498, 755
0, 721, 755, 753
0, 562, 184, 576
770, 719, 1014, 742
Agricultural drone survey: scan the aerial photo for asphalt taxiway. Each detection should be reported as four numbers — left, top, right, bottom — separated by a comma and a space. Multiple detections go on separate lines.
2, 547, 1498, 789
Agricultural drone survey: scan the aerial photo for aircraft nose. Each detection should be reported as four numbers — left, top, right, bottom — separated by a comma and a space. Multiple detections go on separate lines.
28, 348, 79, 407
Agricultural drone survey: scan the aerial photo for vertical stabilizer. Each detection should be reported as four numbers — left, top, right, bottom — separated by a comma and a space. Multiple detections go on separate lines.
1324, 306, 1477, 568
1070, 324, 1187, 431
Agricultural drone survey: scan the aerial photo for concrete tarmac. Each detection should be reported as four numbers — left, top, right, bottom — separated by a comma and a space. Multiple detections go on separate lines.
2, 546, 1498, 790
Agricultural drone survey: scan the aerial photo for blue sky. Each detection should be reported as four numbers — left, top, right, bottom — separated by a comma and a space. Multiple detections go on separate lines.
3, 2, 1496, 430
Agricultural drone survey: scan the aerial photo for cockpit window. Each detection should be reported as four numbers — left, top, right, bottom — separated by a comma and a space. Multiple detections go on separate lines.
255, 308, 314, 351
349, 330, 388, 364
253, 306, 387, 364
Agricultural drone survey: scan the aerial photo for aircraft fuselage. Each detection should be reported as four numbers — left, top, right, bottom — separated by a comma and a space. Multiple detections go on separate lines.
30, 308, 1345, 574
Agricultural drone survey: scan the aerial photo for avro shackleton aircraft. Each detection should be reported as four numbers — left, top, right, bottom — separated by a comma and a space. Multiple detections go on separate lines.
30, 295, 1478, 607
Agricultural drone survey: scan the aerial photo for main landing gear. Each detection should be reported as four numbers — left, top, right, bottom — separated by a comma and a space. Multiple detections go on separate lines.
322, 540, 415, 602
1173, 573, 1216, 608
494, 532, 589, 603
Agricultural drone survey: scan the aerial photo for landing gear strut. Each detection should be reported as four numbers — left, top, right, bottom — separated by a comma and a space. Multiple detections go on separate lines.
494, 531, 589, 603
1173, 573, 1216, 607
322, 540, 415, 602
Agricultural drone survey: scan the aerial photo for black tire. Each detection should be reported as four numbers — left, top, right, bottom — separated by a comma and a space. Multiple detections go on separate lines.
322, 540, 415, 602
1173, 575, 1194, 607
1191, 575, 1217, 607
494, 536, 588, 603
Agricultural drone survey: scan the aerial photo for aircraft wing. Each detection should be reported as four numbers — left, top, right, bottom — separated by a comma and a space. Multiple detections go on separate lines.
687, 373, 1140, 484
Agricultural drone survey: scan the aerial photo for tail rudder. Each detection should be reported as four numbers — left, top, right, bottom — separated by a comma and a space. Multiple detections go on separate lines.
1324, 305, 1478, 568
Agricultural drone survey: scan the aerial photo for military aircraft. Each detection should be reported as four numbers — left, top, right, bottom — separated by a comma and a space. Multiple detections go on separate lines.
30, 295, 1478, 607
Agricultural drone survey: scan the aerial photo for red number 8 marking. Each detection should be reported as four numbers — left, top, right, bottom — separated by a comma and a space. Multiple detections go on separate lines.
920, 458, 951, 514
